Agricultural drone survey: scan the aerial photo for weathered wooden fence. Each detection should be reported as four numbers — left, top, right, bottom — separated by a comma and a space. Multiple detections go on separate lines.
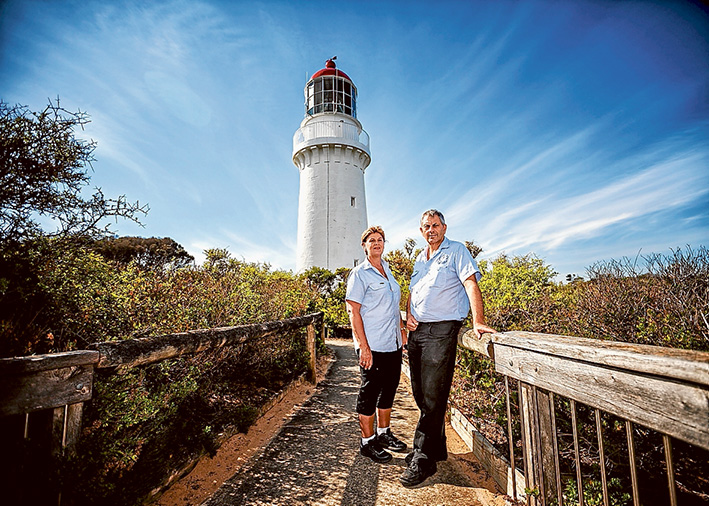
455, 328, 709, 505
0, 312, 323, 505
3, 314, 708, 505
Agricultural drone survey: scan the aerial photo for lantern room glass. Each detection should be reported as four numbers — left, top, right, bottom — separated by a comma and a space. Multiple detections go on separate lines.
306, 76, 357, 118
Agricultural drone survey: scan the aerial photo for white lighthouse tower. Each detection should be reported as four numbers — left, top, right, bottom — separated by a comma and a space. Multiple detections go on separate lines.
293, 58, 371, 272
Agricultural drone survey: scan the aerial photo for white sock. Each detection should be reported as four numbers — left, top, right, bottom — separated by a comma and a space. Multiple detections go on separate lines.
377, 426, 390, 435
362, 435, 376, 445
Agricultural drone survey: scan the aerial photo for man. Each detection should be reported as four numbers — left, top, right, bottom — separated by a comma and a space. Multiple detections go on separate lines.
400, 209, 495, 487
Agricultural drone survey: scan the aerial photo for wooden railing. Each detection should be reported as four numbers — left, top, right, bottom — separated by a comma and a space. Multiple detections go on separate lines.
0, 312, 324, 504
4, 315, 707, 505
456, 328, 709, 505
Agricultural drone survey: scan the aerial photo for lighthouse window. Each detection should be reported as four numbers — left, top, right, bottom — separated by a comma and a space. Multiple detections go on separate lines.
323, 77, 334, 111
351, 196, 356, 207
305, 76, 357, 118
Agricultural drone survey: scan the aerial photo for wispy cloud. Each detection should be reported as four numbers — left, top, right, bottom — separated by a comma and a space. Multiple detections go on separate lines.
479, 148, 708, 256
3, 0, 706, 276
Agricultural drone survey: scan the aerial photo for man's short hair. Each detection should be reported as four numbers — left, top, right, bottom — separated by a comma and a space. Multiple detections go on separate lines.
420, 209, 446, 226
361, 225, 386, 243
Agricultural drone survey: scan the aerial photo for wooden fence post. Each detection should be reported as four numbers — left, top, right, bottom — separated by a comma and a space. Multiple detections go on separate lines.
519, 382, 540, 505
535, 388, 559, 504
306, 323, 317, 383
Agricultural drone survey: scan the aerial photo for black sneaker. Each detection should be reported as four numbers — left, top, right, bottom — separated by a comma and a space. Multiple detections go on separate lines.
360, 439, 392, 463
399, 458, 437, 487
376, 429, 407, 452
405, 451, 414, 464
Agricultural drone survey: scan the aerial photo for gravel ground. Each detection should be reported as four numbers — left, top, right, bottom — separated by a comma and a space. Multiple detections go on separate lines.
201, 340, 511, 506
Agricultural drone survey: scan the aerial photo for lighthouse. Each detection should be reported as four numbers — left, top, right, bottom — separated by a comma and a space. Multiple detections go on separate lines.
293, 58, 371, 272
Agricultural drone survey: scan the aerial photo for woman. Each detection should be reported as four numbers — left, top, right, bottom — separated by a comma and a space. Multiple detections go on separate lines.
345, 226, 408, 463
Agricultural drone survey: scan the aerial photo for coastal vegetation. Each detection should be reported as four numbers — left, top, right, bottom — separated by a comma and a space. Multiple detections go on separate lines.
2, 100, 706, 504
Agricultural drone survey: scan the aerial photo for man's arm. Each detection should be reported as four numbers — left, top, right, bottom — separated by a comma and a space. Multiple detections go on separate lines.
462, 275, 495, 337
405, 294, 419, 331
346, 300, 373, 369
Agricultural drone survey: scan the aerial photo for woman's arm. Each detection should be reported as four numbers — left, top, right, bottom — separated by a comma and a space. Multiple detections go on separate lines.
346, 300, 373, 369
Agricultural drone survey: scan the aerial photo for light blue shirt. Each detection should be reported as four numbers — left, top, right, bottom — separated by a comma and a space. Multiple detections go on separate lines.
409, 237, 481, 322
345, 258, 402, 352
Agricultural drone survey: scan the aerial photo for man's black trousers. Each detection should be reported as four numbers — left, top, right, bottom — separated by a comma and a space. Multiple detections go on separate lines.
408, 320, 462, 461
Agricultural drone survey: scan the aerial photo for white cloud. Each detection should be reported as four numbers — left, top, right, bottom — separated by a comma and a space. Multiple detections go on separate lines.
479, 150, 708, 257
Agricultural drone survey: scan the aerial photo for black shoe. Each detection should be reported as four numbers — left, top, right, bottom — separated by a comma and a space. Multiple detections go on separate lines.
405, 451, 414, 464
399, 458, 437, 487
360, 439, 392, 463
376, 429, 407, 452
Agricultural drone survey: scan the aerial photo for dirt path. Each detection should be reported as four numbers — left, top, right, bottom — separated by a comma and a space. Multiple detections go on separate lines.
153, 347, 336, 506
154, 340, 510, 506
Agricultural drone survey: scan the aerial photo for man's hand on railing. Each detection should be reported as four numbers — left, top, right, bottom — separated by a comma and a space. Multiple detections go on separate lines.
473, 323, 496, 338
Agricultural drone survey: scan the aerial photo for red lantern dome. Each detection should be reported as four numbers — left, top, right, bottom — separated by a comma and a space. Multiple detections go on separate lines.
304, 57, 357, 118
310, 58, 353, 82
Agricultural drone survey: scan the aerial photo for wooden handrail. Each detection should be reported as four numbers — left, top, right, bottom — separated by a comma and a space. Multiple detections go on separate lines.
456, 326, 709, 504
492, 330, 709, 386
0, 312, 324, 506
0, 350, 99, 417
88, 312, 323, 370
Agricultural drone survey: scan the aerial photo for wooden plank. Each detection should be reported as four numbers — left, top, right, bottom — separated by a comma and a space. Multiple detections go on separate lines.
88, 312, 323, 369
449, 405, 527, 499
520, 383, 540, 505
492, 331, 709, 387
0, 364, 95, 417
0, 350, 99, 375
457, 328, 494, 359
535, 388, 558, 504
51, 406, 66, 457
494, 344, 709, 450
64, 403, 84, 456
306, 323, 317, 384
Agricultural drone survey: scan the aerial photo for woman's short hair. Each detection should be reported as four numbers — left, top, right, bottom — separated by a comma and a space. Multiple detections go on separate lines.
420, 209, 445, 226
361, 225, 385, 244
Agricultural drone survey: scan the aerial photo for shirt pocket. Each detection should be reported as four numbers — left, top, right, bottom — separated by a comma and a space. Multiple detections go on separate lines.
367, 281, 387, 293
430, 258, 452, 285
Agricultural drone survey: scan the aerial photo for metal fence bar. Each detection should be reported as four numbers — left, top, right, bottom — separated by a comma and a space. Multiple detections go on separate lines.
594, 409, 609, 506
549, 393, 563, 506
625, 420, 640, 506
663, 435, 678, 506
504, 376, 518, 501
571, 400, 584, 506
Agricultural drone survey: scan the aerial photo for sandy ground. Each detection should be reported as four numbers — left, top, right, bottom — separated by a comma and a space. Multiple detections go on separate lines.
153, 349, 337, 506
152, 341, 511, 506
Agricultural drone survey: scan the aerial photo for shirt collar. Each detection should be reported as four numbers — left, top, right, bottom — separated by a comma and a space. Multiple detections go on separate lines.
425, 236, 450, 260
363, 256, 389, 272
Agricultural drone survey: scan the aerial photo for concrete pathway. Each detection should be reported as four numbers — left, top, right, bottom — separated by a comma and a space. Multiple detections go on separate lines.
202, 340, 505, 506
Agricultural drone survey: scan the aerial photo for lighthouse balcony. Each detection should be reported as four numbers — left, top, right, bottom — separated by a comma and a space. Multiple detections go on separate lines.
293, 120, 370, 155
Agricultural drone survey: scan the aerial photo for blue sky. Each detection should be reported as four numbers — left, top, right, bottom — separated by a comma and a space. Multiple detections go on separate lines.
1, 0, 707, 278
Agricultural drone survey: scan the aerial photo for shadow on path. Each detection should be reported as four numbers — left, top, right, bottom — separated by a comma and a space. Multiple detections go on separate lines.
203, 340, 501, 506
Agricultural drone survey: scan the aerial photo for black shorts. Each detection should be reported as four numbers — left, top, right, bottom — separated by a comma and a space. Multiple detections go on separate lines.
356, 348, 403, 416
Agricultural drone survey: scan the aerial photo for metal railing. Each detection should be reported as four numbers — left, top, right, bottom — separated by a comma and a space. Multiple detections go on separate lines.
456, 328, 709, 505
292, 119, 370, 154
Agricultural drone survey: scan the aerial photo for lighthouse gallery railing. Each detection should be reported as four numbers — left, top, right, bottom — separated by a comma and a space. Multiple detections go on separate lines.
293, 120, 370, 154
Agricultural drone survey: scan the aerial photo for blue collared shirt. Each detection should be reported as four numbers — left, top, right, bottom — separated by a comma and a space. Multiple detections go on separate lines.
409, 237, 481, 322
346, 258, 402, 352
